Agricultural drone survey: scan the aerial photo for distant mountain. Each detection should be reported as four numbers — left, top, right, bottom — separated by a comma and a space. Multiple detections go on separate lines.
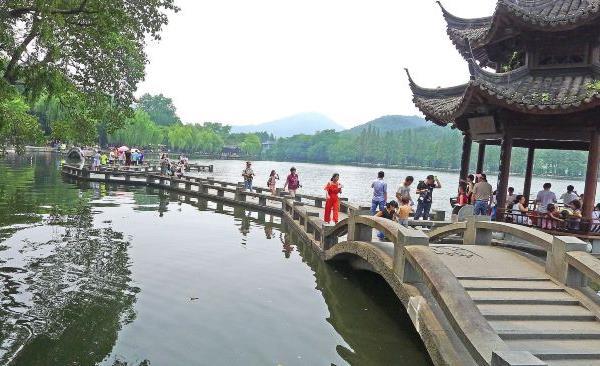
231, 112, 344, 137
343, 115, 428, 135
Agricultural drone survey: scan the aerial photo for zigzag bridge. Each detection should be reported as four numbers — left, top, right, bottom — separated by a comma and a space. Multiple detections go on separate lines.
62, 164, 600, 366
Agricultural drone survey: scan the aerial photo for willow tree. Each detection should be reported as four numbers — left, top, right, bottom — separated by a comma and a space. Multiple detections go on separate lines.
0, 0, 178, 149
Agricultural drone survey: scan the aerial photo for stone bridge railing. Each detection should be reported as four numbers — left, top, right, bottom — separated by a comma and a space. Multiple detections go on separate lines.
315, 214, 543, 366
428, 216, 600, 292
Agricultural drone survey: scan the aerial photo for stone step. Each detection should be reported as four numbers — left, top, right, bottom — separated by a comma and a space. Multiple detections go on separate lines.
457, 276, 551, 281
468, 290, 573, 302
465, 286, 565, 292
505, 339, 600, 358
498, 329, 600, 340
460, 279, 561, 290
490, 320, 600, 333
545, 359, 600, 366
474, 298, 580, 305
479, 304, 596, 321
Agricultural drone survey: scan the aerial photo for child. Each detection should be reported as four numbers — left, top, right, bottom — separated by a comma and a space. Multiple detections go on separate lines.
396, 196, 412, 227
543, 203, 563, 230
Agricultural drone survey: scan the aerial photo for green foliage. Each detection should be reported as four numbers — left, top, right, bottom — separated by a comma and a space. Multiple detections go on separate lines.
240, 134, 261, 156
107, 110, 163, 147
266, 126, 588, 178
137, 93, 181, 126
0, 94, 43, 154
1, 0, 178, 148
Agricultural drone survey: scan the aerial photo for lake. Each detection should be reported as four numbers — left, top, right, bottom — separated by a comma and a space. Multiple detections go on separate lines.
0, 153, 431, 366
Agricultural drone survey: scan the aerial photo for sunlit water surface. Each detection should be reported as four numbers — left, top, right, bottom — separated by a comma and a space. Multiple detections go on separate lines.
0, 153, 431, 366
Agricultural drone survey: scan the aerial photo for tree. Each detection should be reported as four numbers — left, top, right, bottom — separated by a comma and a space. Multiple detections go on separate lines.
0, 94, 43, 154
1, 0, 178, 147
240, 134, 261, 156
138, 93, 181, 126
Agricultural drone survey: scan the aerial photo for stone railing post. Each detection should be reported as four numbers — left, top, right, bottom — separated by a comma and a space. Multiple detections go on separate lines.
347, 217, 373, 242
393, 229, 430, 283
463, 216, 492, 245
259, 196, 267, 206
292, 201, 304, 220
545, 236, 589, 286
235, 186, 246, 202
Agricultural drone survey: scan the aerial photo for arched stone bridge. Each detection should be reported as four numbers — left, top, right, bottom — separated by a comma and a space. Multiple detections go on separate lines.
62, 164, 600, 366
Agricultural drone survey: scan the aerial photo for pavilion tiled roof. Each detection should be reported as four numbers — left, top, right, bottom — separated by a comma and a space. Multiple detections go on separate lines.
407, 61, 600, 125
440, 0, 600, 63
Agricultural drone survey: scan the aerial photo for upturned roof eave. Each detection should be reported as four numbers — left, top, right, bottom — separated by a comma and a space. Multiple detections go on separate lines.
438, 0, 600, 63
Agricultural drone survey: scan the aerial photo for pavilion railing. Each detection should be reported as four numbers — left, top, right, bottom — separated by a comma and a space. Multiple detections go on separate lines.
497, 208, 600, 237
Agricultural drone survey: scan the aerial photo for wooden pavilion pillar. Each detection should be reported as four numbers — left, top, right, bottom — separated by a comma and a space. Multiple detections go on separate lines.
476, 143, 486, 174
496, 134, 513, 220
460, 134, 472, 183
523, 147, 535, 201
583, 129, 599, 222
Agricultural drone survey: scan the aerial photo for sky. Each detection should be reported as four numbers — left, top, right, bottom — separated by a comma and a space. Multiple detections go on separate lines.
137, 0, 496, 128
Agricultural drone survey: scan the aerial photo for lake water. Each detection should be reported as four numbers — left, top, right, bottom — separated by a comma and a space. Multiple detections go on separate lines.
187, 158, 599, 212
0, 153, 431, 366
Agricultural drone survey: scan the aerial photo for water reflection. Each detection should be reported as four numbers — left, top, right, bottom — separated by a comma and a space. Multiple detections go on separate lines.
1, 154, 431, 366
284, 230, 432, 365
2, 197, 138, 366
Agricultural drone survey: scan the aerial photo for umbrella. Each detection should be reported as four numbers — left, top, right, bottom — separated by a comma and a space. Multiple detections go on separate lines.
118, 146, 129, 152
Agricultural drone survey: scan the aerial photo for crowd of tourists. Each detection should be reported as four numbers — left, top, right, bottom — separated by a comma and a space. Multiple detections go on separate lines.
90, 146, 146, 171
159, 153, 190, 178
450, 173, 600, 232
237, 162, 441, 232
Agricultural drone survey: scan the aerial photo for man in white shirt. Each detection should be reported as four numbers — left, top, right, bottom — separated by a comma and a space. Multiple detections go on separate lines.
396, 176, 414, 205
560, 185, 579, 206
536, 183, 557, 213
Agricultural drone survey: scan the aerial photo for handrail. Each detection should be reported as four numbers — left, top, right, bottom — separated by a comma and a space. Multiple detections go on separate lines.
475, 221, 554, 251
428, 222, 467, 241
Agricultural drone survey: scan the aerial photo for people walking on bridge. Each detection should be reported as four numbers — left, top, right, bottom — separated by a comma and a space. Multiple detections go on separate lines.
92, 151, 101, 171
375, 200, 398, 240
100, 152, 108, 167
472, 173, 493, 215
109, 150, 116, 165
560, 185, 579, 206
242, 161, 255, 192
396, 176, 414, 206
160, 153, 169, 176
535, 183, 557, 213
284, 167, 301, 197
267, 170, 279, 195
324, 173, 342, 225
414, 175, 441, 220
371, 171, 387, 215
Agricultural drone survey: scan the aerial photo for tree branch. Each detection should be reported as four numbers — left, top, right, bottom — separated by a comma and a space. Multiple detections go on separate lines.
4, 19, 40, 84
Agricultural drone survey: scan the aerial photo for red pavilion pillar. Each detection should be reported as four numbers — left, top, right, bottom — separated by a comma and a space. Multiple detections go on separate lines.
583, 129, 599, 224
460, 134, 472, 184
523, 147, 535, 202
476, 143, 486, 174
496, 134, 513, 220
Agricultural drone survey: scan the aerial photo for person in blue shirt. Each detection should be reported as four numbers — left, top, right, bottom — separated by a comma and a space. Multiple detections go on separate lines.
371, 171, 387, 215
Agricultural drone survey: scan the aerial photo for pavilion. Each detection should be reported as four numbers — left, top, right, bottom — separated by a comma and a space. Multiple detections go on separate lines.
407, 0, 600, 230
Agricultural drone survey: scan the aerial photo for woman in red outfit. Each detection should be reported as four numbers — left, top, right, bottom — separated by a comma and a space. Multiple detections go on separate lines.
324, 173, 342, 224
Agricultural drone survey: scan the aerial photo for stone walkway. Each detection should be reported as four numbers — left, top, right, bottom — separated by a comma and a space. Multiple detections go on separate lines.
434, 244, 600, 365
